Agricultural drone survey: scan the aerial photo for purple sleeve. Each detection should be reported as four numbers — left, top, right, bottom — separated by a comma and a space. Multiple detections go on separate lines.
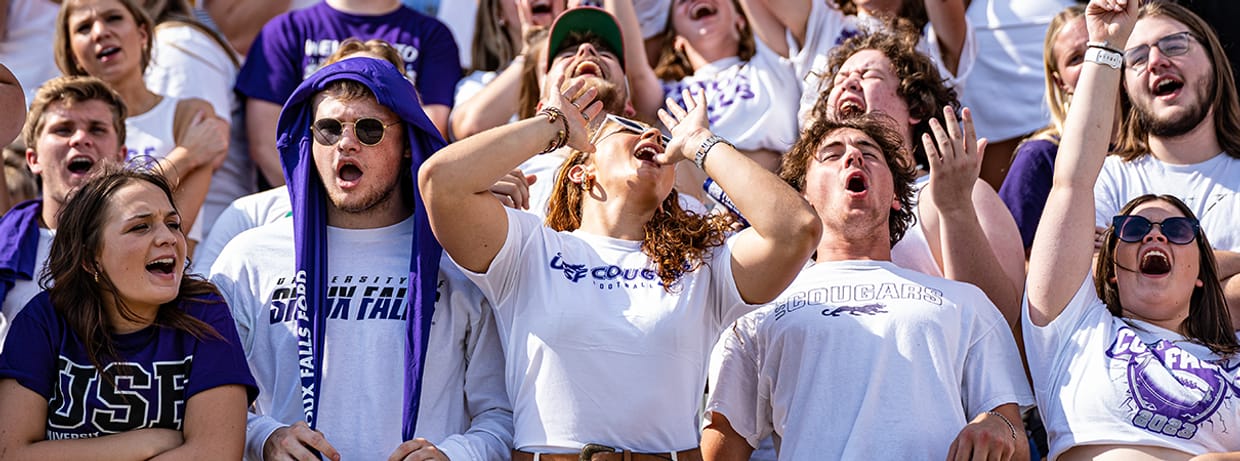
998, 138, 1059, 250
235, 13, 304, 105
0, 293, 60, 399
184, 298, 259, 404
411, 17, 461, 108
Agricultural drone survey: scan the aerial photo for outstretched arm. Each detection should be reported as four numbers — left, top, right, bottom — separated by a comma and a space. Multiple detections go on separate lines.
658, 90, 820, 304
739, 0, 813, 56
1027, 0, 1136, 326
922, 107, 1025, 330
604, 0, 667, 120
924, 0, 969, 75
420, 78, 603, 273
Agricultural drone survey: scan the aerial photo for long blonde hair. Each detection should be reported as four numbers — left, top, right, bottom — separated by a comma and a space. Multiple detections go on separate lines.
1030, 5, 1086, 143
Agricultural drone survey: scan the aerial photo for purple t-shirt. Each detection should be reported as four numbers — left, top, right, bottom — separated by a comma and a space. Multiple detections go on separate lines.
235, 2, 460, 107
998, 137, 1059, 250
0, 291, 257, 439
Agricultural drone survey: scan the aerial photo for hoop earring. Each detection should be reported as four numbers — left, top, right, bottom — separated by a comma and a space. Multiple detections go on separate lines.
581, 174, 594, 191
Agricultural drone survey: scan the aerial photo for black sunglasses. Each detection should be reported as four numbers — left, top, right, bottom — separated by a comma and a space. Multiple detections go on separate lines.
1124, 31, 1194, 72
1112, 215, 1199, 245
595, 114, 670, 145
311, 117, 401, 146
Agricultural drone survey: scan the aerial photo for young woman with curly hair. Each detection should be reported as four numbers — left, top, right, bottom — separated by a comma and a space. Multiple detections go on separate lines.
419, 77, 820, 458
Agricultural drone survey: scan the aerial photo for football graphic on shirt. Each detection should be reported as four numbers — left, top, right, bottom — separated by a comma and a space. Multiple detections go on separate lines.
1122, 341, 1229, 427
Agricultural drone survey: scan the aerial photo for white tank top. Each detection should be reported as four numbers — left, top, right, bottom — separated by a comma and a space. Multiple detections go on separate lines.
124, 95, 179, 165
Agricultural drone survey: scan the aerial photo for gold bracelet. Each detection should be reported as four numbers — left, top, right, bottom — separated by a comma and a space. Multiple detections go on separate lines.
537, 107, 569, 153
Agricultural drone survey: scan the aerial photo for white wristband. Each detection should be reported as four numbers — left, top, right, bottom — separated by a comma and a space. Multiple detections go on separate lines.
1085, 47, 1123, 69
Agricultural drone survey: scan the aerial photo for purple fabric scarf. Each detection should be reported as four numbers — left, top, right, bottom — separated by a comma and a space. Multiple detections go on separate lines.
0, 200, 43, 305
274, 58, 445, 441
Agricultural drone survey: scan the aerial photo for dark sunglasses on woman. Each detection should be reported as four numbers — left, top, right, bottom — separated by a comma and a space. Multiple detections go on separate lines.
1112, 215, 1199, 245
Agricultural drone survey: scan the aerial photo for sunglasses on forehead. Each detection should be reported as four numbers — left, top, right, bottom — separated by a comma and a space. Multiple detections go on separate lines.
1124, 31, 1195, 72
1111, 215, 1199, 245
311, 117, 401, 146
596, 114, 671, 144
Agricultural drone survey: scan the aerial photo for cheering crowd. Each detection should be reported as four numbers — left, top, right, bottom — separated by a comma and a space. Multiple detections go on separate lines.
0, 0, 1237, 459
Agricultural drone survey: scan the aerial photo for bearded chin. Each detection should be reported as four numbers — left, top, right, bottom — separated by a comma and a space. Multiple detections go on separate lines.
1138, 85, 1212, 138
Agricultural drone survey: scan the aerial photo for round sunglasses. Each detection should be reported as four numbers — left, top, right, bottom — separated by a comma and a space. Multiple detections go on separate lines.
311, 117, 401, 146
1111, 215, 1199, 245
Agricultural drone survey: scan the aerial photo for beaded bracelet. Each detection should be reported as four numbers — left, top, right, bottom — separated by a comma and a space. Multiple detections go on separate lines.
537, 107, 569, 154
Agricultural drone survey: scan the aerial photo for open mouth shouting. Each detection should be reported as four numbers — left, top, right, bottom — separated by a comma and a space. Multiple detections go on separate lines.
1151, 74, 1184, 100
66, 155, 96, 175
689, 1, 718, 20
634, 140, 664, 168
1138, 247, 1172, 276
145, 256, 177, 278
529, 0, 555, 24
336, 159, 364, 188
836, 95, 867, 118
844, 170, 869, 197
571, 60, 605, 79
96, 46, 122, 63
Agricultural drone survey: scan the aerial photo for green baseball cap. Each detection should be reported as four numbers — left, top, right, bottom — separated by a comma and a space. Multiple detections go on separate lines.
545, 7, 626, 71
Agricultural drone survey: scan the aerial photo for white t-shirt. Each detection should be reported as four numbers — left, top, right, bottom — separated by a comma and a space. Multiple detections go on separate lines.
145, 22, 255, 232
961, 0, 1075, 141
709, 260, 1032, 460
1023, 277, 1240, 460
662, 40, 800, 154
0, 228, 52, 354
0, 0, 60, 107
125, 96, 206, 242
455, 207, 754, 452
1093, 153, 1240, 252
790, 0, 977, 128
193, 186, 291, 273
209, 217, 512, 461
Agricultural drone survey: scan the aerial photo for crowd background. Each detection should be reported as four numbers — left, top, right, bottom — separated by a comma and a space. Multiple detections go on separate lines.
0, 0, 1238, 460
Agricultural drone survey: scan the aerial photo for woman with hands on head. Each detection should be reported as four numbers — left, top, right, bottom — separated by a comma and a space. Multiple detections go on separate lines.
55, 0, 230, 245
419, 73, 820, 457
1025, 0, 1240, 460
0, 168, 256, 460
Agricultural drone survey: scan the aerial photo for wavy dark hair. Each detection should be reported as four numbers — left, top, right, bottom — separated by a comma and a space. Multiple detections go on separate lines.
653, 0, 757, 81
1094, 194, 1237, 356
780, 113, 918, 247
810, 29, 959, 169
40, 167, 223, 375
545, 150, 733, 291
1114, 2, 1240, 161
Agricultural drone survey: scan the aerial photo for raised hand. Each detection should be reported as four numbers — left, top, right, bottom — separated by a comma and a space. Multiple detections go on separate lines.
656, 88, 713, 166
180, 109, 230, 170
925, 106, 987, 208
543, 74, 604, 153
1086, 0, 1139, 47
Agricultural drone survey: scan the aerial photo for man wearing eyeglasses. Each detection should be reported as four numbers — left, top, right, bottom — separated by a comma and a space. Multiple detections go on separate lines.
209, 58, 513, 461
1091, 2, 1240, 329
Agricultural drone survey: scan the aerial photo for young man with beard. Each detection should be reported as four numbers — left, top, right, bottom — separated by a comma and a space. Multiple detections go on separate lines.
1093, 1, 1240, 328
0, 76, 127, 352
702, 113, 1032, 461
209, 59, 511, 461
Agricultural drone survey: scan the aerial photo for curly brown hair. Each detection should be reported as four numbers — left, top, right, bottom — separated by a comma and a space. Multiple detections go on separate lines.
780, 113, 918, 248
830, 0, 928, 32
545, 150, 734, 290
809, 29, 959, 169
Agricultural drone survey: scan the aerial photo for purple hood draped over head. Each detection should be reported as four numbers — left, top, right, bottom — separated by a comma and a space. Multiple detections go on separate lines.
275, 57, 446, 441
